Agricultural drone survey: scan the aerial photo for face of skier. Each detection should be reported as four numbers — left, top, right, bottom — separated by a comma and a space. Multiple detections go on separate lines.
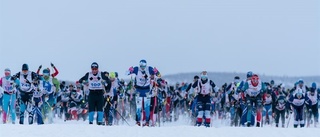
193, 77, 199, 82
140, 64, 146, 71
69, 85, 74, 90
310, 91, 315, 96
298, 82, 304, 88
43, 72, 50, 79
76, 86, 81, 92
22, 70, 28, 75
91, 67, 98, 74
139, 60, 147, 71
200, 71, 208, 81
296, 92, 302, 99
4, 70, 10, 77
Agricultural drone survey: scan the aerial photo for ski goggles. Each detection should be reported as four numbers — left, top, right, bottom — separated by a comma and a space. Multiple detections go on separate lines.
43, 73, 50, 76
139, 62, 147, 69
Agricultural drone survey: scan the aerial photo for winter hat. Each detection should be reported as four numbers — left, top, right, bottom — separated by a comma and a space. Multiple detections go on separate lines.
246, 71, 253, 78
91, 62, 99, 69
43, 68, 50, 76
4, 68, 10, 73
22, 64, 29, 71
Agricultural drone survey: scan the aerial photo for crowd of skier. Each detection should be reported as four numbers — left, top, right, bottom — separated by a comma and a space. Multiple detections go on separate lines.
0, 60, 319, 128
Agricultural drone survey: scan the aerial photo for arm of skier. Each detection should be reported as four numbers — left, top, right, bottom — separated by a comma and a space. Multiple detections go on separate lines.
36, 65, 42, 74
210, 80, 218, 93
51, 63, 59, 77
79, 73, 89, 84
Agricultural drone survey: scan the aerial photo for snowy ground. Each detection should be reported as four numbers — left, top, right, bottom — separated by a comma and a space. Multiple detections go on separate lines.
0, 116, 319, 137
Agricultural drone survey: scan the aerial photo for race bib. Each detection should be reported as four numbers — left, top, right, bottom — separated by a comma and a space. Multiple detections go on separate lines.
21, 83, 31, 91
90, 82, 102, 89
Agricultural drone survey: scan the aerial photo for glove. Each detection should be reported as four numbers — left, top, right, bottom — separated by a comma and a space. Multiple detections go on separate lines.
51, 62, 55, 67
154, 67, 158, 73
309, 109, 312, 112
11, 75, 17, 81
272, 113, 275, 118
38, 65, 42, 69
129, 66, 134, 73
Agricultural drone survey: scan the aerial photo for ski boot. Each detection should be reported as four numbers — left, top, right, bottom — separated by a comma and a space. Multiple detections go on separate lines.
204, 123, 210, 127
136, 121, 141, 126
246, 122, 251, 127
256, 122, 260, 127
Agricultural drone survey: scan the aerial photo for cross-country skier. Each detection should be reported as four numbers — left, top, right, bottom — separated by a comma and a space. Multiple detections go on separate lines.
68, 85, 83, 120
103, 72, 118, 126
305, 82, 319, 127
0, 68, 20, 124
39, 68, 60, 123
191, 71, 218, 127
288, 88, 306, 128
262, 90, 273, 125
225, 76, 242, 126
126, 59, 161, 126
272, 94, 288, 128
14, 64, 41, 125
79, 62, 111, 125
242, 74, 265, 127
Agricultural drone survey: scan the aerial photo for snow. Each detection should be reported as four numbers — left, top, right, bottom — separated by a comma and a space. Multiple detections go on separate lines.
0, 118, 319, 137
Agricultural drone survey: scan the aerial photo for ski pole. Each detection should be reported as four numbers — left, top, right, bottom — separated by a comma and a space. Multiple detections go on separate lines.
107, 101, 130, 126
286, 112, 292, 128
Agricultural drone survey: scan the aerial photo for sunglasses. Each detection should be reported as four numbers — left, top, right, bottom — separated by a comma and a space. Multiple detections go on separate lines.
92, 68, 98, 70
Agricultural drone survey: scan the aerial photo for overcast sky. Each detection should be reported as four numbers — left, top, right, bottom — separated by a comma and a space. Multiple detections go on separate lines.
0, 0, 319, 81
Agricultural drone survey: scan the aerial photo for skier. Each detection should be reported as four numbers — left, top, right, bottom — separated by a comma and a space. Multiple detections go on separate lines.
242, 74, 265, 127
0, 68, 19, 124
39, 68, 60, 123
31, 78, 45, 125
149, 79, 161, 126
126, 59, 160, 126
172, 82, 182, 122
288, 88, 306, 128
103, 72, 117, 126
305, 82, 319, 127
75, 84, 87, 121
68, 85, 83, 120
191, 71, 218, 127
14, 64, 41, 125
58, 84, 71, 121
78, 62, 111, 125
272, 94, 288, 128
262, 91, 273, 125
225, 76, 242, 126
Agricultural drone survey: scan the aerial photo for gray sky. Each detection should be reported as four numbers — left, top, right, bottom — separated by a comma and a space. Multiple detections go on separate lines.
1, 0, 319, 81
